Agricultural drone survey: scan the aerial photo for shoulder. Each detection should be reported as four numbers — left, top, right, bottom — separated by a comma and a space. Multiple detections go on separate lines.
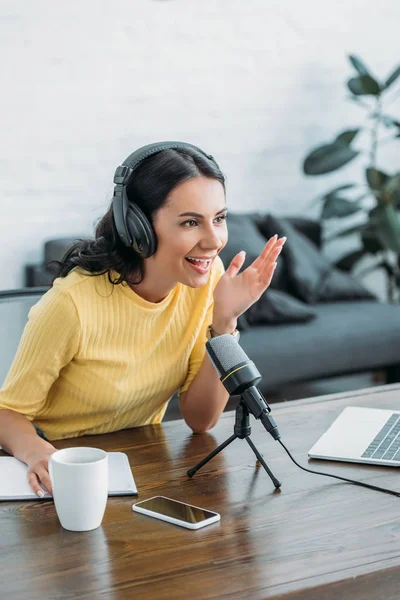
29, 269, 101, 322
52, 268, 92, 292
52, 268, 113, 302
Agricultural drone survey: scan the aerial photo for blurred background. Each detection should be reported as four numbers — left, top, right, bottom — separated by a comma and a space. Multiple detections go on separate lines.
1, 0, 399, 403
1, 0, 399, 290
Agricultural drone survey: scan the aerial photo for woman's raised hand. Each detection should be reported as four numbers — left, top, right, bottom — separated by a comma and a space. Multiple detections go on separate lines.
213, 235, 286, 321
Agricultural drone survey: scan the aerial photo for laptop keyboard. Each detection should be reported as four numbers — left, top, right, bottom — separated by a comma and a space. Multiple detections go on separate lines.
362, 413, 400, 461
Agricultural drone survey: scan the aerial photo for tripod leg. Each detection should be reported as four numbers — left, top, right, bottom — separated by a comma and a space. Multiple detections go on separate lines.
245, 436, 281, 489
187, 434, 238, 477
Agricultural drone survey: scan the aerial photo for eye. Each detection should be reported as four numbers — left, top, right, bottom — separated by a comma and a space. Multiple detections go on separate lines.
215, 214, 227, 224
182, 219, 198, 228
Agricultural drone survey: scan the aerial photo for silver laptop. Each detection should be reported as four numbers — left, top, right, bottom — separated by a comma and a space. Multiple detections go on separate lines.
308, 406, 400, 466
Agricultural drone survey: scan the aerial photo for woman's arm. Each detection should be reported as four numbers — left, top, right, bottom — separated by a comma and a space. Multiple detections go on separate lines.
0, 286, 80, 495
180, 235, 285, 433
0, 409, 56, 495
179, 316, 237, 433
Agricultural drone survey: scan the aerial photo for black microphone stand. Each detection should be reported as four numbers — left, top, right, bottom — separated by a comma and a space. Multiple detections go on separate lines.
187, 400, 281, 489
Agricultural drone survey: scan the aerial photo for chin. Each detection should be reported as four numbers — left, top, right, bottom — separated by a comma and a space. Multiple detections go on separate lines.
185, 280, 208, 289
181, 272, 210, 289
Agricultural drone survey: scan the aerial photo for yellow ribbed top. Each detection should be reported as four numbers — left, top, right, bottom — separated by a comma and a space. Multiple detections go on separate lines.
0, 258, 224, 440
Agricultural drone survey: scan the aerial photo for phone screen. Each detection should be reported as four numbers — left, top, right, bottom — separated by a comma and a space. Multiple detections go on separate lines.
134, 496, 217, 524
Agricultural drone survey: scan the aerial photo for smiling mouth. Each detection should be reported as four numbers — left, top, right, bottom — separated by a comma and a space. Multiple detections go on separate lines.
184, 256, 214, 273
185, 257, 213, 266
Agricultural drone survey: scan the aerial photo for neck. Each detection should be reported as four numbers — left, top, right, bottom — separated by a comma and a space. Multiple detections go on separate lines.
128, 276, 176, 304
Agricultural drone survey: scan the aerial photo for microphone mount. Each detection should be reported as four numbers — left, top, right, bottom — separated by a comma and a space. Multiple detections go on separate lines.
187, 394, 282, 489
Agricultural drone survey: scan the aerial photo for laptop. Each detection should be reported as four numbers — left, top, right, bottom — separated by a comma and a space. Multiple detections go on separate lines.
308, 406, 400, 466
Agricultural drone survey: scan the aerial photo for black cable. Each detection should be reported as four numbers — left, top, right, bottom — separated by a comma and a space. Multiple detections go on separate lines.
278, 438, 400, 499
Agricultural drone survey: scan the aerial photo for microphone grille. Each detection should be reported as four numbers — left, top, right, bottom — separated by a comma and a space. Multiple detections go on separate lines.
206, 334, 249, 375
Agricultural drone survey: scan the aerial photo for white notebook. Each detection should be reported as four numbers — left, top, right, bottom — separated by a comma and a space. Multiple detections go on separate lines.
0, 452, 138, 501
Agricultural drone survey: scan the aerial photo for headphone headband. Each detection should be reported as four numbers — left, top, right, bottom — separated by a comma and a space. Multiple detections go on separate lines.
113, 141, 217, 187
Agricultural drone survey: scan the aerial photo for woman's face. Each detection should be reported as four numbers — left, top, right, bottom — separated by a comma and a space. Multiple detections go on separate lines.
150, 176, 228, 289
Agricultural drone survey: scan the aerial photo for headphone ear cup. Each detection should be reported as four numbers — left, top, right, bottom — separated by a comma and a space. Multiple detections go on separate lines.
112, 189, 132, 248
126, 203, 157, 258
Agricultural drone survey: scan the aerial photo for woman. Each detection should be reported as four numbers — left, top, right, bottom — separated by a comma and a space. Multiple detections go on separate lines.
0, 141, 285, 497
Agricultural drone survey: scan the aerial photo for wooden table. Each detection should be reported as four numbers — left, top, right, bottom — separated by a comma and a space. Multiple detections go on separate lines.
2, 384, 400, 600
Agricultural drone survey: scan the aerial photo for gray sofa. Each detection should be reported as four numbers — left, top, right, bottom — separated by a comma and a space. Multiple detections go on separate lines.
24, 214, 400, 395
221, 213, 400, 392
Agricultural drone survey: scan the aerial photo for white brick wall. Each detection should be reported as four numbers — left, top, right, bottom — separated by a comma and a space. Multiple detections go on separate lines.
0, 0, 399, 289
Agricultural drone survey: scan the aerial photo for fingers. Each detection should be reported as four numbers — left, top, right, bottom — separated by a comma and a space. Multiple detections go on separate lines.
36, 467, 53, 496
226, 250, 246, 278
27, 470, 46, 498
257, 237, 286, 288
255, 238, 285, 277
254, 234, 278, 265
27, 466, 53, 498
252, 235, 286, 270
268, 237, 286, 265
263, 265, 277, 289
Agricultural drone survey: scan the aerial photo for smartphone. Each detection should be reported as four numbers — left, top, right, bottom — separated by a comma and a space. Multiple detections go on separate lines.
132, 496, 220, 530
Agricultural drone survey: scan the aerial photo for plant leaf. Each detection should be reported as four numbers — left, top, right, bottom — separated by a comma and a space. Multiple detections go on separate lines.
336, 224, 366, 237
348, 75, 381, 96
321, 196, 361, 219
312, 184, 357, 209
366, 167, 390, 191
385, 173, 400, 207
335, 129, 360, 145
380, 114, 400, 128
303, 143, 359, 175
349, 55, 371, 76
324, 184, 357, 195
325, 223, 365, 242
370, 205, 400, 253
385, 65, 400, 89
361, 228, 384, 254
335, 250, 365, 272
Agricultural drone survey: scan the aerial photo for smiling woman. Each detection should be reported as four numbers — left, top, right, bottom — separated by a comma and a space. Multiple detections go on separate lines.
0, 141, 285, 498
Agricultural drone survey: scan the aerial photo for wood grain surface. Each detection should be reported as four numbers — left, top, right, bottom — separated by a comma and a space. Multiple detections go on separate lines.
1, 383, 400, 600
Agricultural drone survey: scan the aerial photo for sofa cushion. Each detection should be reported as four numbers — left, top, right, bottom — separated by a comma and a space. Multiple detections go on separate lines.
244, 289, 316, 325
259, 214, 375, 303
259, 214, 331, 303
317, 268, 376, 302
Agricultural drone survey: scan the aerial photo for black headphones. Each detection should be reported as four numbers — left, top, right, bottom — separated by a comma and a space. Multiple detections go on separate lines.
112, 141, 219, 258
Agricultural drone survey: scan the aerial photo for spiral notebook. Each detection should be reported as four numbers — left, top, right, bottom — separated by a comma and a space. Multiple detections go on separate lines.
0, 452, 138, 501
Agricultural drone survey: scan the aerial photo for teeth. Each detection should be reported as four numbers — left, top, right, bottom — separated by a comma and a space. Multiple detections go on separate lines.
186, 257, 211, 265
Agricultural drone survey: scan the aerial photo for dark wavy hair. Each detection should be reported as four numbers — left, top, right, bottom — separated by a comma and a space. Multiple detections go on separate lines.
51, 147, 226, 286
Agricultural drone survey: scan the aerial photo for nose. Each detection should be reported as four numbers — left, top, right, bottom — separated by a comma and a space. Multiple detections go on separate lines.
199, 223, 224, 251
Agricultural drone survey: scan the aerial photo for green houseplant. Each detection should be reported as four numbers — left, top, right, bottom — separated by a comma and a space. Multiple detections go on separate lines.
302, 55, 400, 301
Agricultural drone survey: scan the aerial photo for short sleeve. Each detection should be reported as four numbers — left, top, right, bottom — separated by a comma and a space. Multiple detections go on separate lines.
179, 256, 225, 394
0, 287, 80, 420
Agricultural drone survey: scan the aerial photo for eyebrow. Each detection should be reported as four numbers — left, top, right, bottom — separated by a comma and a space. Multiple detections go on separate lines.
178, 208, 228, 218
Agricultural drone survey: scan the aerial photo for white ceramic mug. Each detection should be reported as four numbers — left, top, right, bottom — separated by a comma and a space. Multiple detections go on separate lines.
49, 447, 108, 532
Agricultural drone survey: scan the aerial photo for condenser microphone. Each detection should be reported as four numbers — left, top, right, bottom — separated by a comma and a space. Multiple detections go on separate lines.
206, 334, 281, 440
